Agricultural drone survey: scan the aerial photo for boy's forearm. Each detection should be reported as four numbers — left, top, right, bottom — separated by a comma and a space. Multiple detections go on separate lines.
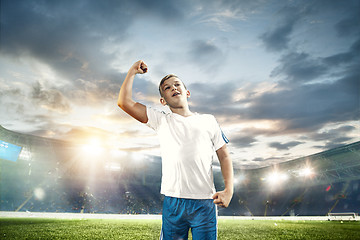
118, 69, 136, 109
213, 145, 234, 208
217, 145, 234, 193
117, 60, 148, 123
221, 155, 234, 194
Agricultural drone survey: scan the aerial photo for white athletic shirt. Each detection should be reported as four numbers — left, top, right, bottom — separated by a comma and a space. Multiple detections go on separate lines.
146, 107, 228, 199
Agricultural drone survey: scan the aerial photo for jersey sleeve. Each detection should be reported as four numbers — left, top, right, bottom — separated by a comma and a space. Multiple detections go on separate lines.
211, 115, 229, 151
145, 106, 164, 131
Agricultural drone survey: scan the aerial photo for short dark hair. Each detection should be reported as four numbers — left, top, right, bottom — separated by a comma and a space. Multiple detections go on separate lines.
158, 74, 186, 96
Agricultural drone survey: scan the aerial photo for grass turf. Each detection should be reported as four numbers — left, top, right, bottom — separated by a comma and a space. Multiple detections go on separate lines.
0, 218, 359, 239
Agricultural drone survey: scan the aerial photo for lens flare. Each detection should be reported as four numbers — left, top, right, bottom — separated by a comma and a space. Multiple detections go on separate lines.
34, 188, 45, 200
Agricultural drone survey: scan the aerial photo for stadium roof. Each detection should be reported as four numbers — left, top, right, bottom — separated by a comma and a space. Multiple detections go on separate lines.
233, 141, 360, 191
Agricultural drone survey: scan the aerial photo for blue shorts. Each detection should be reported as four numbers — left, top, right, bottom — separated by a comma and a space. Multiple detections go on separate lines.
160, 196, 217, 240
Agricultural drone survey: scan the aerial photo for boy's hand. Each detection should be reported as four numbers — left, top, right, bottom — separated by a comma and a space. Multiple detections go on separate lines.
130, 60, 148, 75
212, 189, 233, 208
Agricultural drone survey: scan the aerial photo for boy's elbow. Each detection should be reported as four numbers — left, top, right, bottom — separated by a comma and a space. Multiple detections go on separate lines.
117, 99, 123, 108
117, 100, 124, 109
117, 99, 132, 112
117, 98, 127, 111
117, 96, 127, 109
118, 102, 128, 112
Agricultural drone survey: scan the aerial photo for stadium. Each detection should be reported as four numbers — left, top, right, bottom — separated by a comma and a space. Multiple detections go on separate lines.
1, 125, 360, 239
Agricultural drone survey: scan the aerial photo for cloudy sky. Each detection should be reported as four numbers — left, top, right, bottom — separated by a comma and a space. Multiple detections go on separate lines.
1, 0, 359, 169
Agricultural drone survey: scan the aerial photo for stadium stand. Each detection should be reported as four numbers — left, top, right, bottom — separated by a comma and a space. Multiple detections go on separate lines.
1, 125, 359, 216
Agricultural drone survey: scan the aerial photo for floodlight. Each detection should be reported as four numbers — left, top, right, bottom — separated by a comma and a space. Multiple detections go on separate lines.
34, 188, 45, 200
234, 174, 246, 185
265, 171, 288, 186
299, 167, 313, 177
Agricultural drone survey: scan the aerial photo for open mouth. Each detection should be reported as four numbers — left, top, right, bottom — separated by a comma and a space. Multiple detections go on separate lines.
172, 92, 180, 97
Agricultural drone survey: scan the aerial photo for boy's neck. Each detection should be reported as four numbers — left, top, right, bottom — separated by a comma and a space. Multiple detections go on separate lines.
170, 106, 193, 117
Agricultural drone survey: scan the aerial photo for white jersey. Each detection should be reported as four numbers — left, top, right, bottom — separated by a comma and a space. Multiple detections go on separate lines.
146, 107, 228, 199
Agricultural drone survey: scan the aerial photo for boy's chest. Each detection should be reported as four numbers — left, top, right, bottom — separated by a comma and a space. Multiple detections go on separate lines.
159, 116, 213, 144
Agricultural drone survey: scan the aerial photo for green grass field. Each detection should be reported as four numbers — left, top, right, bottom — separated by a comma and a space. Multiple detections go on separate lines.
1, 218, 359, 239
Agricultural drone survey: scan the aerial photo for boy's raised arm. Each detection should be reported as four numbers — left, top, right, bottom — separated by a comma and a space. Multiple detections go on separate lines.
117, 60, 148, 123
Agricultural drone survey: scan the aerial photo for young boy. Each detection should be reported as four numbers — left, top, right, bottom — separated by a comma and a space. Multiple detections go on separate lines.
118, 60, 233, 240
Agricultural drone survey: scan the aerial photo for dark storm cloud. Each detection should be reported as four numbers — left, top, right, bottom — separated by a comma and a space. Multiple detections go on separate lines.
334, 6, 360, 37
307, 125, 357, 143
1, 1, 116, 58
323, 38, 360, 66
250, 156, 289, 167
321, 138, 355, 150
269, 141, 303, 151
1, 0, 185, 57
188, 40, 225, 72
335, 16, 360, 37
131, 0, 185, 21
186, 40, 358, 137
187, 81, 237, 114
260, 17, 298, 52
1, 0, 185, 95
1, 0, 127, 94
253, 17, 360, 134
260, 156, 287, 162
190, 40, 220, 57
260, 0, 360, 53
252, 157, 264, 162
259, 3, 304, 52
187, 6, 359, 143
244, 74, 359, 133
270, 52, 327, 83
238, 39, 359, 134
312, 135, 356, 151
230, 135, 257, 148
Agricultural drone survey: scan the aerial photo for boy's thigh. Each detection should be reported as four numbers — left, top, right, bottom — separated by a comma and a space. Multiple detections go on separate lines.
161, 197, 190, 240
190, 199, 217, 240
161, 224, 189, 240
161, 197, 217, 240
191, 227, 217, 240
161, 214, 189, 240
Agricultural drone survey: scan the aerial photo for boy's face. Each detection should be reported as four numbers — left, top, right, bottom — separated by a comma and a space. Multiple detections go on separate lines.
159, 77, 190, 108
